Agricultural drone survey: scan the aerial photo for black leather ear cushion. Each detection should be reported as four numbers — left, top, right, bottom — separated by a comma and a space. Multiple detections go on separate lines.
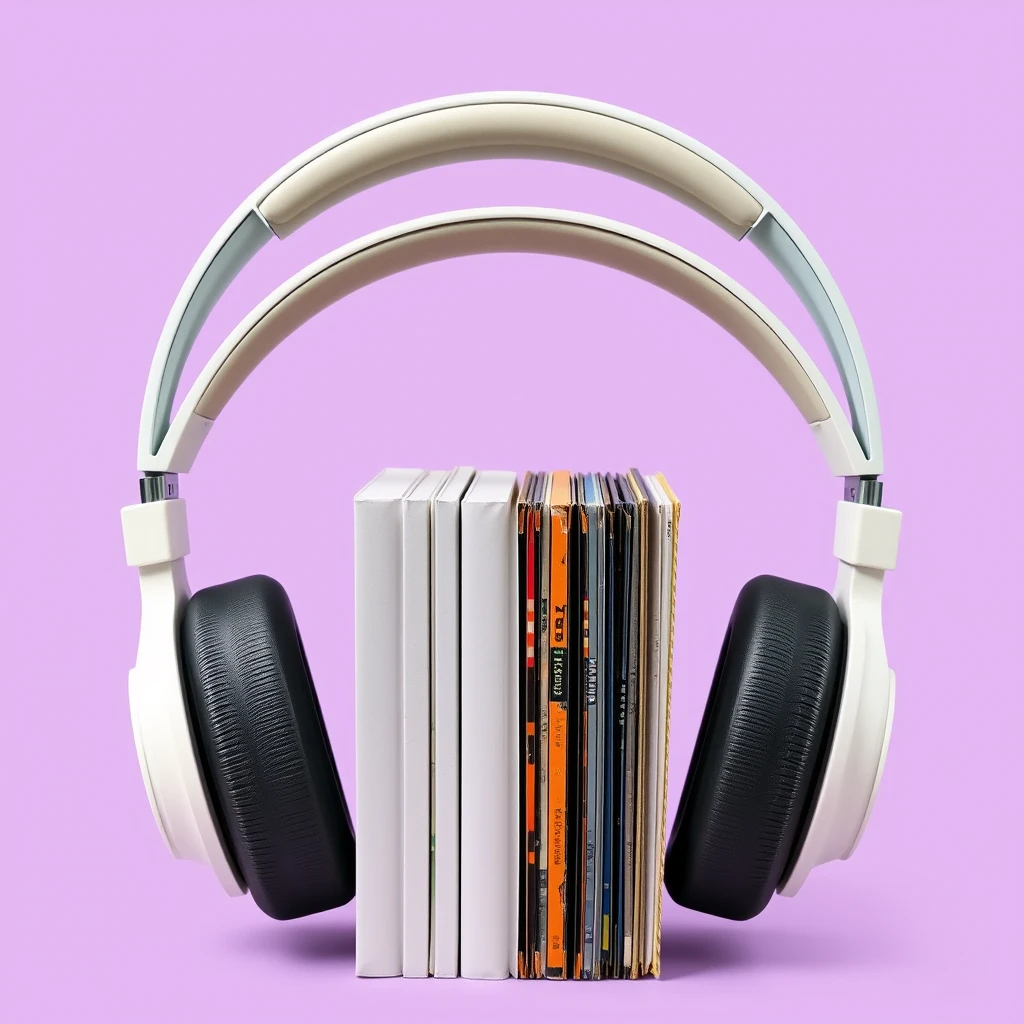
664, 575, 844, 921
180, 575, 355, 920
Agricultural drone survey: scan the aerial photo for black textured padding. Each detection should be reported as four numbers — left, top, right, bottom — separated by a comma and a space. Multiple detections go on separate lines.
664, 575, 844, 921
180, 575, 355, 920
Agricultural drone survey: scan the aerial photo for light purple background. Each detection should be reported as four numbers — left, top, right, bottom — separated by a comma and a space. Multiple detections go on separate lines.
3, 2, 1021, 1019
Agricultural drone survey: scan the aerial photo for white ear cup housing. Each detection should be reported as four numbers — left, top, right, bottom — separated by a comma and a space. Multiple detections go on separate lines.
123, 501, 244, 897
779, 501, 901, 896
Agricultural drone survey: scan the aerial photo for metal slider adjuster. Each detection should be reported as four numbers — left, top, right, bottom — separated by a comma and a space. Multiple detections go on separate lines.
140, 472, 180, 503
844, 475, 883, 506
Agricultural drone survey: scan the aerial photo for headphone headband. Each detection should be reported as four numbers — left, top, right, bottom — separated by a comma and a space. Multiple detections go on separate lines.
140, 92, 883, 474
257, 101, 762, 239
147, 208, 866, 478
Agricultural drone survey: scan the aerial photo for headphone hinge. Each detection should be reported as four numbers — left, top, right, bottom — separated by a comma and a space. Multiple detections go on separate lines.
843, 475, 882, 506
140, 472, 179, 503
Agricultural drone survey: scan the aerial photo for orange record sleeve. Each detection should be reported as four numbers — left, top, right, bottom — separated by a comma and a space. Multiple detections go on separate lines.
545, 470, 571, 978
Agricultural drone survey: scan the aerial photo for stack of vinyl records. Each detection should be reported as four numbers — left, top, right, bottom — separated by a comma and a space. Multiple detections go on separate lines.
517, 470, 679, 980
353, 468, 678, 981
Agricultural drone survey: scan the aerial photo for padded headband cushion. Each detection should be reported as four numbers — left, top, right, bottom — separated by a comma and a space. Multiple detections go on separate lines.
180, 575, 355, 920
664, 575, 844, 920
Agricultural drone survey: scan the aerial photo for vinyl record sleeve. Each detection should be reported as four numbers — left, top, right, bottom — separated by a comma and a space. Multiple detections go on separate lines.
354, 467, 425, 977
599, 474, 617, 977
430, 466, 476, 979
544, 470, 572, 979
642, 473, 674, 976
460, 470, 519, 980
566, 473, 583, 979
582, 473, 606, 979
651, 473, 680, 979
527, 473, 546, 977
536, 474, 551, 978
517, 472, 544, 978
615, 473, 638, 978
402, 469, 449, 978
639, 472, 664, 975
611, 475, 633, 976
626, 469, 650, 979
516, 476, 531, 978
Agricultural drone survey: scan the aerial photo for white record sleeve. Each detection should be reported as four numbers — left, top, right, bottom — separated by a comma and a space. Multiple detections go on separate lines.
646, 474, 676, 973
429, 466, 476, 978
354, 468, 425, 977
641, 475, 665, 969
402, 470, 448, 977
459, 471, 518, 979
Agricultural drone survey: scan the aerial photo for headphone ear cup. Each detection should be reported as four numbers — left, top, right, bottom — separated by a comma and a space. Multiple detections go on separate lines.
181, 574, 355, 920
664, 574, 844, 920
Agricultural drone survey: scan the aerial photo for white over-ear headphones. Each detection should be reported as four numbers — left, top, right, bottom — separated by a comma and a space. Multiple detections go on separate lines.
121, 93, 901, 956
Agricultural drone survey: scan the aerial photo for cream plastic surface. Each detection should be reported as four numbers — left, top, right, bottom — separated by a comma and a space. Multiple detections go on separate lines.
141, 209, 871, 479
127, 556, 244, 898
122, 498, 190, 567
834, 500, 902, 571
257, 102, 762, 238
139, 92, 882, 474
779, 504, 901, 896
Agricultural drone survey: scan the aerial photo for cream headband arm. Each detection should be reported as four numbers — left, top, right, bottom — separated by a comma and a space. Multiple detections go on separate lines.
145, 208, 868, 479
139, 92, 882, 472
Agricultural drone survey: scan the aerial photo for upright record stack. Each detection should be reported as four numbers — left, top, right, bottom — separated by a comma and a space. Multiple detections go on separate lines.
353, 467, 678, 980
516, 470, 679, 980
